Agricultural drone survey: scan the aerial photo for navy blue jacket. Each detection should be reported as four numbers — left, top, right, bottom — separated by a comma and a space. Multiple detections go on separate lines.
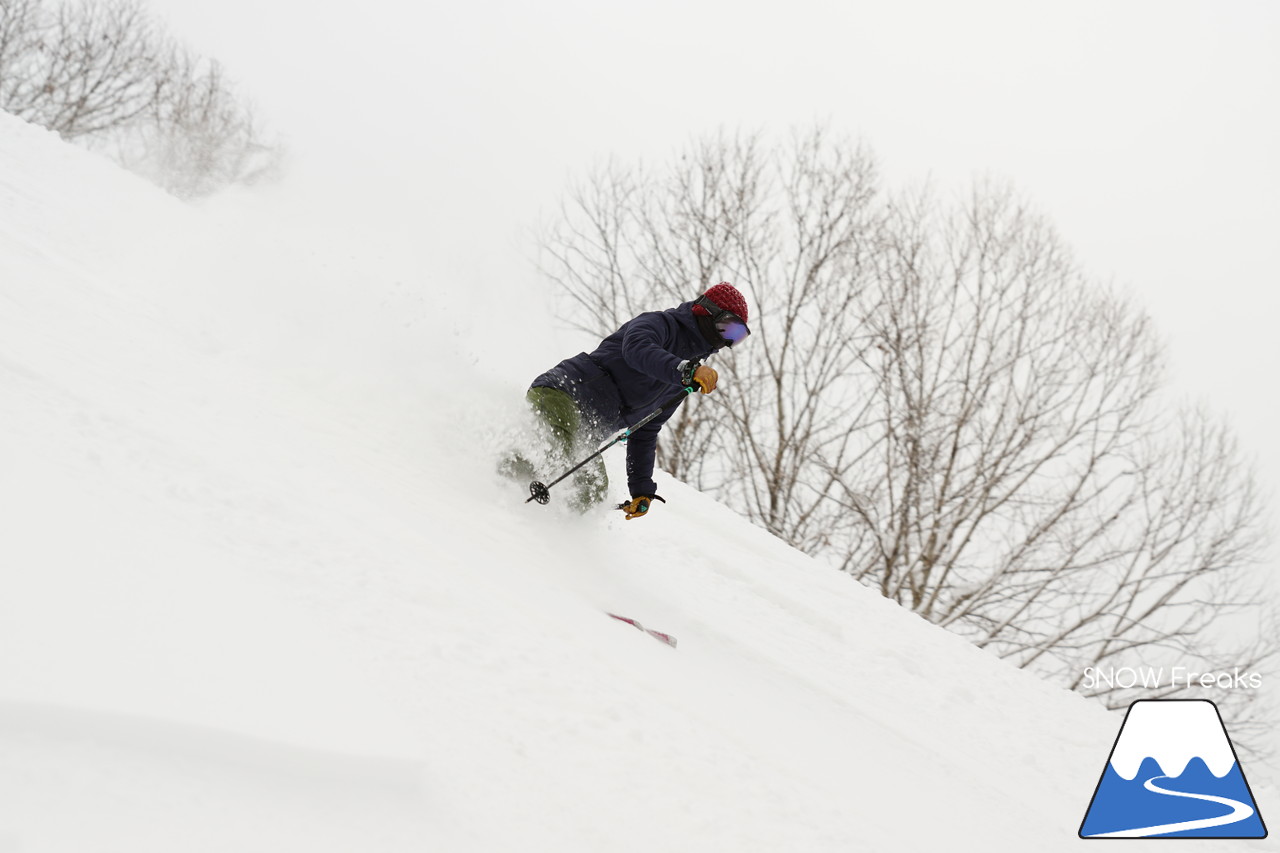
531, 301, 717, 497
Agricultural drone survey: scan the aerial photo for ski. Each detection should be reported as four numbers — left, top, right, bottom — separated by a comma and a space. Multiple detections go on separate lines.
606, 612, 677, 648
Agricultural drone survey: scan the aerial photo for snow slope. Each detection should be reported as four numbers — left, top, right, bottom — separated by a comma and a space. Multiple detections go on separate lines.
0, 111, 1268, 851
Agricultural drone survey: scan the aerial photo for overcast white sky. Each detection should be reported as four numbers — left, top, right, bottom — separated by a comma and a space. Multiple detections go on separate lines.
151, 0, 1279, 561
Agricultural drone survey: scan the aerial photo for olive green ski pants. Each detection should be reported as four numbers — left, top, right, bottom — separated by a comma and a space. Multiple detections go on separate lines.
518, 386, 608, 510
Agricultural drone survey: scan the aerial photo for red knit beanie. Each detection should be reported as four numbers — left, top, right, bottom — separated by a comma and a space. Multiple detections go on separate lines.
692, 282, 749, 323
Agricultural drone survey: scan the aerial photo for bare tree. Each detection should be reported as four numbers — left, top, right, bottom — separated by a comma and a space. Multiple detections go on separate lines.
0, 0, 277, 196
115, 46, 279, 198
839, 183, 1272, 734
1, 0, 158, 136
540, 127, 1275, 746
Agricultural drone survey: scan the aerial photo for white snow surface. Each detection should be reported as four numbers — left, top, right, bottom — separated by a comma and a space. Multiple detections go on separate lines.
1109, 700, 1239, 781
0, 111, 1267, 852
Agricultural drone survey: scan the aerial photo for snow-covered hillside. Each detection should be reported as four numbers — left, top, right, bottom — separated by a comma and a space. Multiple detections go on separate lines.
0, 112, 1267, 851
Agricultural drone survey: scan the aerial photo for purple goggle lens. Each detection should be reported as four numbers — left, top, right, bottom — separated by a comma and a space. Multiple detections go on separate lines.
717, 319, 750, 346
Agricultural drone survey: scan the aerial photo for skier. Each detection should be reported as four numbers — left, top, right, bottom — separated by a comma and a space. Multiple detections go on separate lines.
510, 282, 751, 519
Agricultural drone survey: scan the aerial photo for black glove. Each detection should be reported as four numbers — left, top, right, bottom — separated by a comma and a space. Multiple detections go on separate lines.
618, 494, 666, 520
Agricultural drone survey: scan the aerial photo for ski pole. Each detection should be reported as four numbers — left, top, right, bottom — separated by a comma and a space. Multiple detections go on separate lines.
526, 384, 700, 505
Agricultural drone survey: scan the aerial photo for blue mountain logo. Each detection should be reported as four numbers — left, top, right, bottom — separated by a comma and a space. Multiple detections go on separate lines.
1080, 699, 1267, 838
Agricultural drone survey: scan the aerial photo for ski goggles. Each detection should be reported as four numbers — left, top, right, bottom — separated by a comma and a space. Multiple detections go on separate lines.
694, 295, 751, 347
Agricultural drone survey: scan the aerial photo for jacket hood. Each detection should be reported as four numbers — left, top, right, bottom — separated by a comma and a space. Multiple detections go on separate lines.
672, 300, 730, 351
671, 300, 700, 329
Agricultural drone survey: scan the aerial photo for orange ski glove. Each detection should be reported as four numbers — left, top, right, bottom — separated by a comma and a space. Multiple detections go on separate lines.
690, 365, 718, 394
619, 494, 666, 520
